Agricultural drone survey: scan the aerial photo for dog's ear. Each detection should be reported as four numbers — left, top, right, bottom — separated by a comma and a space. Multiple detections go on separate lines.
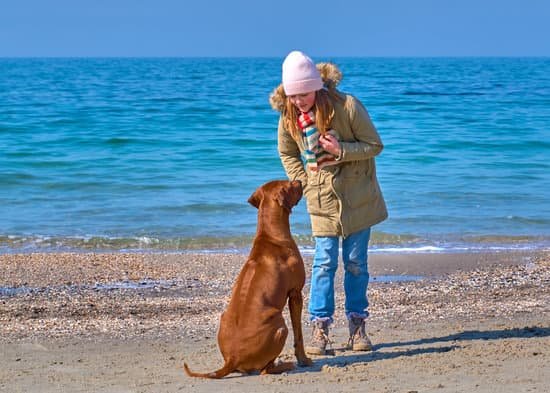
248, 189, 262, 209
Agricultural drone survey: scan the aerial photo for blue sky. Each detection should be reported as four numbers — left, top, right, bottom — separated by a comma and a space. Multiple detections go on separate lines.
1, 0, 549, 57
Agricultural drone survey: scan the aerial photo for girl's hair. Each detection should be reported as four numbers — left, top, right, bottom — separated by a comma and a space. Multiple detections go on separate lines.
270, 62, 344, 142
282, 89, 342, 141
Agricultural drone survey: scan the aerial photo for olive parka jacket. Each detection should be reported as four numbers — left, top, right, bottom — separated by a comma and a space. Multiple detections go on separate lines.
272, 64, 388, 237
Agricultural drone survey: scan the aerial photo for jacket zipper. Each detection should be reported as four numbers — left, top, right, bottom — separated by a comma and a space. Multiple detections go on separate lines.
329, 173, 345, 238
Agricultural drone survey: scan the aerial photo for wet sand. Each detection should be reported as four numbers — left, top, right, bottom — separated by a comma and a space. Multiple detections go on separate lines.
0, 250, 549, 392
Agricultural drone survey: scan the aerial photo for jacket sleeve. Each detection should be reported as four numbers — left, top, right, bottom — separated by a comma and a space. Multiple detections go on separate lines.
277, 117, 308, 186
338, 96, 384, 162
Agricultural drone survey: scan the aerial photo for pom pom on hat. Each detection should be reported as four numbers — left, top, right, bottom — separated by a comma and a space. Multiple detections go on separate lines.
282, 51, 323, 96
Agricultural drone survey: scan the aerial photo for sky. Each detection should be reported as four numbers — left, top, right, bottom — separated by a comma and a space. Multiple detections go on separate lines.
1, 0, 549, 57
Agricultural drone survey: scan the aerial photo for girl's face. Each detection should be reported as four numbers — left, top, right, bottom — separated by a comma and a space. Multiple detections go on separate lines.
289, 91, 316, 113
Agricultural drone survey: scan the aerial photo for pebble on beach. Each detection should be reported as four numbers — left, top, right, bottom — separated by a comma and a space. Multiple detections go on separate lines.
0, 251, 548, 341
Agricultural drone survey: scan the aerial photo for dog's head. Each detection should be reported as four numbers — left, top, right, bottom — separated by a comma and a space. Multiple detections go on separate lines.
248, 180, 303, 212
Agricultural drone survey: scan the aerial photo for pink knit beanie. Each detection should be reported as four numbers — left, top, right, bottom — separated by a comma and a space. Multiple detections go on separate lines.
282, 51, 323, 96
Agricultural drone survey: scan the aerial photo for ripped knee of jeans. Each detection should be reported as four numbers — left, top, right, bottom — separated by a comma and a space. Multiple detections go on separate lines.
345, 261, 366, 276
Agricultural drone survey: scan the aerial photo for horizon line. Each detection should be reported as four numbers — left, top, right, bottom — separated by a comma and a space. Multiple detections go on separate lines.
1, 55, 549, 59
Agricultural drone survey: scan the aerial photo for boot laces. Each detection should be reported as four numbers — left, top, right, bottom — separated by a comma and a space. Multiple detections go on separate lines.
312, 321, 333, 348
348, 318, 366, 346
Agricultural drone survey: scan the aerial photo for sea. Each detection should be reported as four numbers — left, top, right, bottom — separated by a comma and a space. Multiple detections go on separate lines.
1, 57, 549, 254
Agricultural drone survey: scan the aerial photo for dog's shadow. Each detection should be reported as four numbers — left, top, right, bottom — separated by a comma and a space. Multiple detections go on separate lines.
290, 325, 550, 373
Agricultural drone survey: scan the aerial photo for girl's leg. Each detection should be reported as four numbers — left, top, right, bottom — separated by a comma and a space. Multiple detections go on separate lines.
342, 227, 373, 351
308, 236, 339, 321
342, 227, 371, 318
306, 236, 339, 355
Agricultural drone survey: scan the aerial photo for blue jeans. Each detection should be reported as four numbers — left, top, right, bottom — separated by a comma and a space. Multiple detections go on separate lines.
308, 227, 371, 322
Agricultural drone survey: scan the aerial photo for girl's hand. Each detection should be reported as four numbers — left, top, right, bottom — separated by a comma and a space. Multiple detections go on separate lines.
319, 134, 341, 157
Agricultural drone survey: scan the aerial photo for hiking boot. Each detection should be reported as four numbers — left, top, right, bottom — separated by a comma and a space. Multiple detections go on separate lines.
347, 315, 373, 351
305, 318, 331, 355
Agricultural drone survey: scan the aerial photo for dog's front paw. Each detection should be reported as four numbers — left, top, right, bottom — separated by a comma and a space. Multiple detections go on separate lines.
297, 356, 313, 367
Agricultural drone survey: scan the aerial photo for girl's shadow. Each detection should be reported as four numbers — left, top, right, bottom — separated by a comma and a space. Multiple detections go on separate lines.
293, 325, 549, 373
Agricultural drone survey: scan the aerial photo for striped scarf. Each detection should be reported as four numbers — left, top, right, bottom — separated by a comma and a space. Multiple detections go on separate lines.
297, 111, 339, 172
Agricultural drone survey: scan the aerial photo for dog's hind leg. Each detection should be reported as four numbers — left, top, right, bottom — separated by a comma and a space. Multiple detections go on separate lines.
260, 360, 295, 375
259, 326, 293, 375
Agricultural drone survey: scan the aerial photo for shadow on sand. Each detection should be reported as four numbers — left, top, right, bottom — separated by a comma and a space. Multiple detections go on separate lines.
374, 325, 550, 350
292, 325, 549, 373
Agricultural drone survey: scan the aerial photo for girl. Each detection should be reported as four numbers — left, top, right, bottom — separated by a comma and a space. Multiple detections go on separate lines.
270, 51, 388, 355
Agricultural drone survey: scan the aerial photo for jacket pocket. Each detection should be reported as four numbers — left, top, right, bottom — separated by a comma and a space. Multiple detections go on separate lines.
305, 173, 338, 216
342, 172, 376, 209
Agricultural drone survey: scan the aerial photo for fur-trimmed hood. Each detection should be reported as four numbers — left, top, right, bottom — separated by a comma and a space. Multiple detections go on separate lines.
269, 62, 343, 112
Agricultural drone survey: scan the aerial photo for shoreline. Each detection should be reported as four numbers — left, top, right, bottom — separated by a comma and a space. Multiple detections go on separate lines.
1, 250, 548, 392
2, 232, 549, 256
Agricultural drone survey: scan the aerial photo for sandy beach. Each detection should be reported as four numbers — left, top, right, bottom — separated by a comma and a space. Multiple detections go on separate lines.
1, 250, 549, 393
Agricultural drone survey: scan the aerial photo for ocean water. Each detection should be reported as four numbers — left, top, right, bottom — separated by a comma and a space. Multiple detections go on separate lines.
1, 57, 549, 253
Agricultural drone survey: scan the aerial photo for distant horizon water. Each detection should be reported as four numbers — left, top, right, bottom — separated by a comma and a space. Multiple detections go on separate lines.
1, 57, 549, 254
2, 56, 550, 61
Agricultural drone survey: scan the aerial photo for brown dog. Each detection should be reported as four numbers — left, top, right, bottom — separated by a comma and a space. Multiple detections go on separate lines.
183, 180, 312, 378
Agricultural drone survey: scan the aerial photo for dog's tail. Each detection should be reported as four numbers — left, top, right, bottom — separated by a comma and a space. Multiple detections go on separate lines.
183, 361, 234, 379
